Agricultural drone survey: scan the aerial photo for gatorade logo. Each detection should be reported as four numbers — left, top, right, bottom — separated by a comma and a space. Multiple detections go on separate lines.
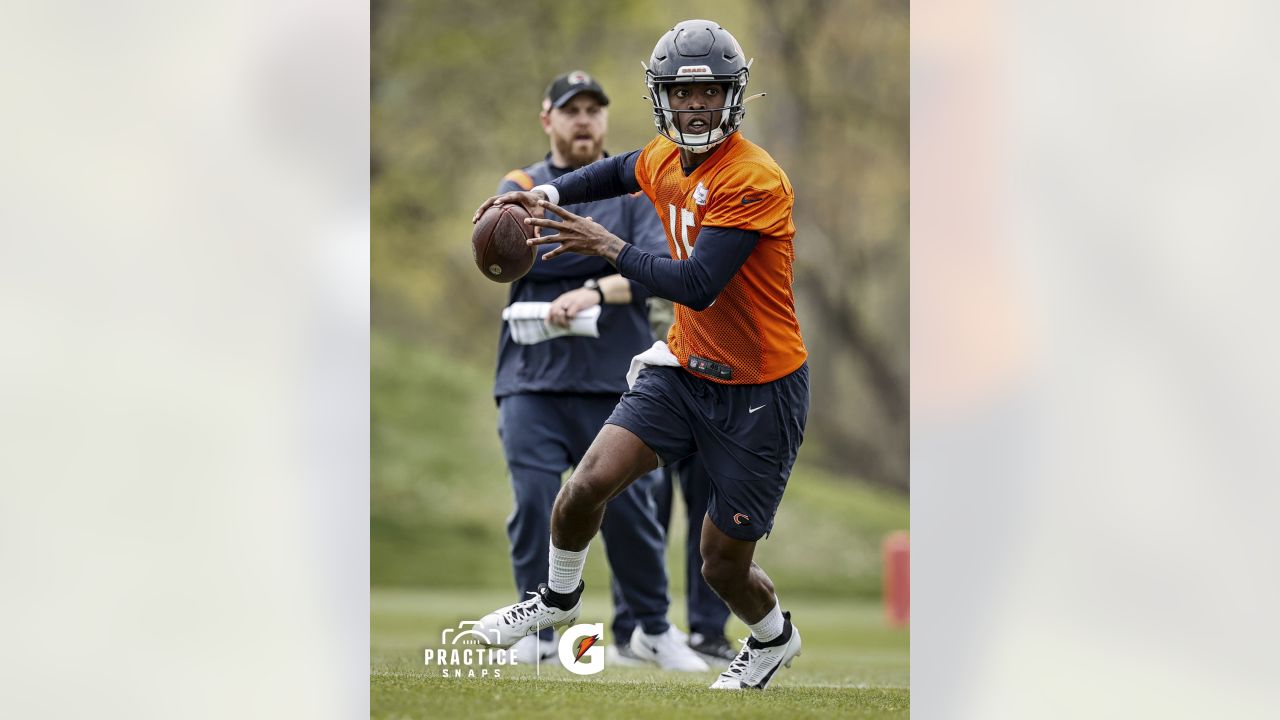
558, 623, 606, 676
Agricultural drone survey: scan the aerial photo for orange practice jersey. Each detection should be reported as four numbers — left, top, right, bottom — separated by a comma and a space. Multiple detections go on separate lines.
634, 132, 807, 384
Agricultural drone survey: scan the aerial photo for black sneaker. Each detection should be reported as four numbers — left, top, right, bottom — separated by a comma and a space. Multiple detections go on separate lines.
688, 632, 739, 663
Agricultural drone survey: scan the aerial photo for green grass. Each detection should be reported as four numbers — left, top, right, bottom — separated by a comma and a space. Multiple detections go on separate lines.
372, 587, 909, 719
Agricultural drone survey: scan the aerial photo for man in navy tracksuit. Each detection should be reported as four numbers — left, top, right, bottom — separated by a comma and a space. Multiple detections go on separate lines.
492, 71, 707, 671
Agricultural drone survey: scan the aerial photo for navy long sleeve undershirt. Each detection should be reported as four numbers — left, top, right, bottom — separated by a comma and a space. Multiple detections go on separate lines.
615, 226, 759, 311
548, 151, 642, 204
547, 150, 759, 310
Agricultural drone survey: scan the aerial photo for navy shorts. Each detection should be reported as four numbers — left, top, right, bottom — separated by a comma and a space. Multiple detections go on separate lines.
606, 362, 809, 541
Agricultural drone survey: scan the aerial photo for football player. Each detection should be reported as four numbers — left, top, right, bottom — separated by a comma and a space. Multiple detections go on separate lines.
491, 71, 707, 673
472, 19, 808, 690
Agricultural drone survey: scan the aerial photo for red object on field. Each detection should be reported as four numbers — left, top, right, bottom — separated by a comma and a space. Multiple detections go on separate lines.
883, 531, 910, 626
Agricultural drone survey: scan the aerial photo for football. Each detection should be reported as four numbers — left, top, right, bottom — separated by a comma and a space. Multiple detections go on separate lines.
472, 203, 536, 283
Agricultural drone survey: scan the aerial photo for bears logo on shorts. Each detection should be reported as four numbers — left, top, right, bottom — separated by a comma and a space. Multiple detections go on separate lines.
733, 513, 751, 525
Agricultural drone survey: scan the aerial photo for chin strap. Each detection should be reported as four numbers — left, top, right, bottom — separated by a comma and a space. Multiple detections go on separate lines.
673, 125, 727, 153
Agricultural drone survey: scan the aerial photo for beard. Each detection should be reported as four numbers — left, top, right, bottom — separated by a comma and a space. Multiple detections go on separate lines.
558, 135, 603, 168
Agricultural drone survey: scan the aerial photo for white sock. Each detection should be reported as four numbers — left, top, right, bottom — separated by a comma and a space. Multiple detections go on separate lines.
548, 542, 588, 594
748, 600, 785, 643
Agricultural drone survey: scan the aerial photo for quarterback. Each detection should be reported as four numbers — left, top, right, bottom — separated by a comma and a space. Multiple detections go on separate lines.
470, 19, 809, 690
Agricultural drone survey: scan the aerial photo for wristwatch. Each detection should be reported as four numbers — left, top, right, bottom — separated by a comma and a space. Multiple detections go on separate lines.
583, 278, 605, 304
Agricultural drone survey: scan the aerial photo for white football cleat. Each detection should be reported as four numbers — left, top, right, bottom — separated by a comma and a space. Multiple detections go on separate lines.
473, 582, 582, 648
709, 612, 802, 690
511, 633, 559, 666
630, 626, 711, 672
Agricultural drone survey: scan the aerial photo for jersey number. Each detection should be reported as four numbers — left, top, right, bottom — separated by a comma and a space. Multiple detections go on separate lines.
668, 204, 696, 260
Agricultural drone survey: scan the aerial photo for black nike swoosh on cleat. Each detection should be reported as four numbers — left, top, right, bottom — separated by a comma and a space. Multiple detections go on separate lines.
741, 197, 763, 205
753, 657, 786, 689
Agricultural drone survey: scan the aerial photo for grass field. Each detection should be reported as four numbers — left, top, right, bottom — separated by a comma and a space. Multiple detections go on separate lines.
372, 587, 909, 719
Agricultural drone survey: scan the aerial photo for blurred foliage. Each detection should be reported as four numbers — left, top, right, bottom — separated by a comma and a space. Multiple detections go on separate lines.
373, 0, 908, 488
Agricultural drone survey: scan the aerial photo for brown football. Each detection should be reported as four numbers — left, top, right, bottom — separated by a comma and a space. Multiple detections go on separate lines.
471, 203, 536, 283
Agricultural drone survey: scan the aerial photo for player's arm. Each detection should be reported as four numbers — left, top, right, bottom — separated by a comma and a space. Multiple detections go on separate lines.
616, 170, 787, 309
613, 227, 758, 311
526, 199, 758, 311
548, 189, 663, 328
471, 152, 642, 223
619, 190, 669, 303
554, 189, 662, 312
531, 151, 642, 206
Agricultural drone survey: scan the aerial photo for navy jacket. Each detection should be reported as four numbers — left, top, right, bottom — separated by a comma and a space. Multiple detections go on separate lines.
493, 154, 668, 398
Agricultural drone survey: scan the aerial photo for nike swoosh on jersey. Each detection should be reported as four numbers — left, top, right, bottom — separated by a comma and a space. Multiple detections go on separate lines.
741, 196, 763, 205
749, 404, 766, 413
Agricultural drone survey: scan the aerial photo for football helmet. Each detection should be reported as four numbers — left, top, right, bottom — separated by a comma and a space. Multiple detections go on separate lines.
645, 19, 751, 153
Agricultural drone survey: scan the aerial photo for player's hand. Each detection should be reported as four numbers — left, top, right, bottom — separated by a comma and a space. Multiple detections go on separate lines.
526, 200, 626, 262
546, 288, 600, 328
471, 191, 547, 226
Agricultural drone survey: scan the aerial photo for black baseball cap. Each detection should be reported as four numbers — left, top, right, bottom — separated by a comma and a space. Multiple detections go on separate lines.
543, 70, 610, 110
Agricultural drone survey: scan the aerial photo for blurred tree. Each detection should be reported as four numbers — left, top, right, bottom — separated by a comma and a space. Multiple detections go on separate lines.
748, 0, 909, 489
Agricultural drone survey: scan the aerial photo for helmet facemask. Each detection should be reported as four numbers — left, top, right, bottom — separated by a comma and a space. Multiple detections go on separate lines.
646, 73, 748, 153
